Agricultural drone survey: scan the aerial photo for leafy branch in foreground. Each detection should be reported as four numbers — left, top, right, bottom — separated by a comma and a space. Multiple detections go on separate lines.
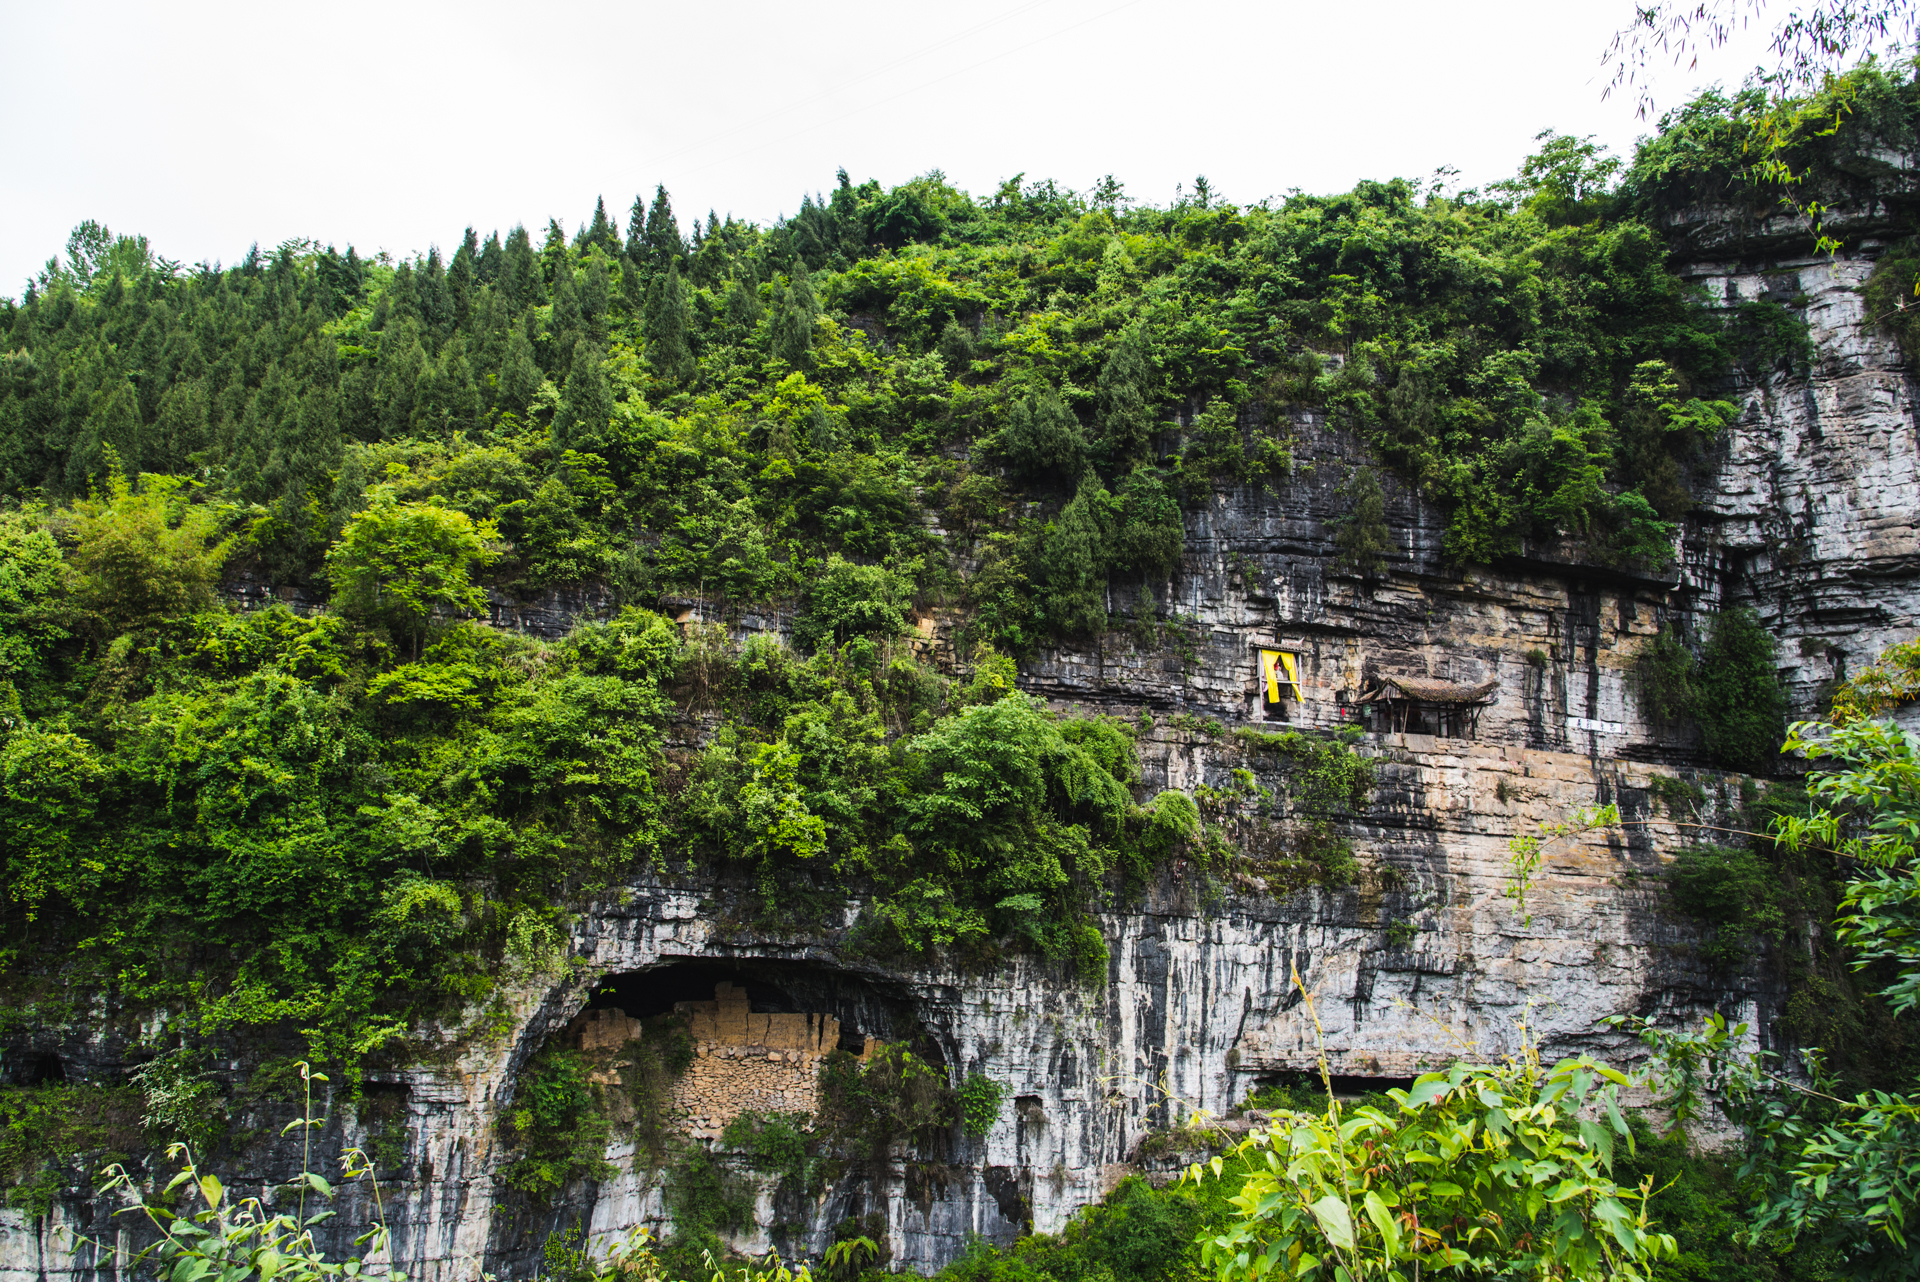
72, 1063, 405, 1282
1505, 804, 1621, 927
1187, 969, 1675, 1282
1612, 712, 1920, 1270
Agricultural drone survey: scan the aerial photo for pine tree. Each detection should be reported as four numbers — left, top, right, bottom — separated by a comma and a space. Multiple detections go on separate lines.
1096, 329, 1156, 463
1040, 473, 1109, 636
501, 225, 536, 307
554, 340, 612, 453
497, 326, 542, 416
1003, 388, 1088, 481
644, 261, 695, 386
642, 185, 683, 269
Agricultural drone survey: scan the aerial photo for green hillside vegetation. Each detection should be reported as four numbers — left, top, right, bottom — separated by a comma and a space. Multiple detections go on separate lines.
3, 65, 1919, 1259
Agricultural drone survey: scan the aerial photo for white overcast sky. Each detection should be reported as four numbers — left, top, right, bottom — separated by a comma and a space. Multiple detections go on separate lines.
1, 0, 1787, 297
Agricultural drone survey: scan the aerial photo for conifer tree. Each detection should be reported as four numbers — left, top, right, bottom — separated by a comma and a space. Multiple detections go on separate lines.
539, 219, 568, 286
581, 252, 610, 341
644, 261, 695, 386
1003, 388, 1088, 481
376, 337, 427, 440
65, 375, 143, 490
554, 340, 612, 453
619, 253, 644, 315
727, 275, 764, 329
549, 275, 583, 368
1333, 466, 1390, 579
501, 225, 536, 307
153, 379, 210, 472
477, 231, 503, 286
430, 341, 483, 434
790, 267, 817, 317
692, 213, 730, 287
938, 317, 975, 375
772, 275, 816, 368
417, 247, 452, 342
1040, 473, 1108, 636
642, 185, 683, 269
449, 229, 477, 330
1097, 329, 1156, 463
585, 196, 617, 255
625, 194, 649, 263
497, 327, 542, 417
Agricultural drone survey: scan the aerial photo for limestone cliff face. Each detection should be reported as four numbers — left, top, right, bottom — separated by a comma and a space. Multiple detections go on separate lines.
4, 231, 1918, 1282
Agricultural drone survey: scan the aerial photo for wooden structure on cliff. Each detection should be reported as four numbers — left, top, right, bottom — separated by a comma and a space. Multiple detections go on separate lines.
1358, 674, 1500, 737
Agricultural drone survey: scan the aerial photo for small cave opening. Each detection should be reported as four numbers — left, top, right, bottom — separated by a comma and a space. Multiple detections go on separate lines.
0, 1050, 67, 1087
1248, 1070, 1418, 1101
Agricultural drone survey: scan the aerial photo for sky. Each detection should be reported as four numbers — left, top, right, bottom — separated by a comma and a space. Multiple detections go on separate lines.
0, 0, 1789, 296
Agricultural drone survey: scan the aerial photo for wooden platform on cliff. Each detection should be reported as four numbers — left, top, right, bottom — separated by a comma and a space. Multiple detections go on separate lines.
1357, 675, 1500, 738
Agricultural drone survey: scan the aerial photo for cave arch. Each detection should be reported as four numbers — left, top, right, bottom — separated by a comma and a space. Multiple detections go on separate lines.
578, 956, 930, 1059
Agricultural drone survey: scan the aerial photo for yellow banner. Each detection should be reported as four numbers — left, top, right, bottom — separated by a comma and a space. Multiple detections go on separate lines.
1260, 650, 1302, 702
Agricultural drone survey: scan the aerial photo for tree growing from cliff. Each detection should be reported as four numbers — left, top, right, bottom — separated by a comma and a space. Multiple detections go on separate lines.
1694, 608, 1786, 770
324, 490, 497, 657
61, 463, 233, 638
1332, 466, 1390, 580
1604, 0, 1917, 117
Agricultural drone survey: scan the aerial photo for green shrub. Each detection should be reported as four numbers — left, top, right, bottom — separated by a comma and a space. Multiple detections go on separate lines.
1694, 609, 1785, 771
958, 1074, 1006, 1138
499, 1047, 615, 1198
1634, 624, 1696, 725
721, 1109, 814, 1193
816, 1041, 956, 1157
0, 1083, 144, 1217
794, 554, 917, 653
61, 468, 233, 637
1667, 844, 1786, 966
622, 1014, 697, 1164
661, 1143, 753, 1276
1332, 466, 1390, 578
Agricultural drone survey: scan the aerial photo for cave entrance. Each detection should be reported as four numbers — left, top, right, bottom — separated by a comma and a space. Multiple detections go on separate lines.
1249, 1070, 1417, 1102
0, 1050, 66, 1087
578, 957, 920, 1057
585, 963, 800, 1022
561, 957, 935, 1147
